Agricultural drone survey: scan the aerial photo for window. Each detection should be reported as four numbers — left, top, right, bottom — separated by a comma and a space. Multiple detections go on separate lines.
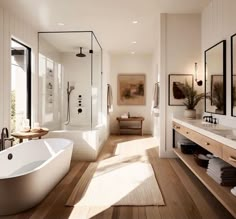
11, 39, 31, 132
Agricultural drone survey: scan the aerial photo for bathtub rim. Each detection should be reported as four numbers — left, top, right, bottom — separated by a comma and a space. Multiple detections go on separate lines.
0, 138, 73, 180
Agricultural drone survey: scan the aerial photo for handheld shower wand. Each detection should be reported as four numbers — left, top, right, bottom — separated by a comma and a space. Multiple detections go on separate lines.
65, 82, 75, 125
67, 81, 75, 95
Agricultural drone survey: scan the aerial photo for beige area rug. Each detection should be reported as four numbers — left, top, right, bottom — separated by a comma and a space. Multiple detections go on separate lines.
66, 158, 165, 208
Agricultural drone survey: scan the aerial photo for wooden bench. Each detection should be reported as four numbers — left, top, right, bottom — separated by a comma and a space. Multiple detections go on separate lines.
116, 117, 144, 135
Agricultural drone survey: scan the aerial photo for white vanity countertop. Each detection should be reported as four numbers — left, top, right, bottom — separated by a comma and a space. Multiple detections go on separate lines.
173, 116, 236, 150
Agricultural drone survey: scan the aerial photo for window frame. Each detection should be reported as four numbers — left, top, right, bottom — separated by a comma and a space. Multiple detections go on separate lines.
11, 38, 32, 127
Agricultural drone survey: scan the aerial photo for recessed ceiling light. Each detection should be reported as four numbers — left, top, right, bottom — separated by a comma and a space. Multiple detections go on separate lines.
132, 20, 138, 24
132, 41, 137, 44
57, 22, 65, 26
131, 51, 135, 54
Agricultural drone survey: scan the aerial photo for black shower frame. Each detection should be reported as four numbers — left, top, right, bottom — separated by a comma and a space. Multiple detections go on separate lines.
38, 31, 103, 129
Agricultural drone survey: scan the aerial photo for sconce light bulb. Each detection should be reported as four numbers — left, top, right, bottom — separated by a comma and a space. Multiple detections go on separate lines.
194, 62, 202, 86
194, 62, 198, 80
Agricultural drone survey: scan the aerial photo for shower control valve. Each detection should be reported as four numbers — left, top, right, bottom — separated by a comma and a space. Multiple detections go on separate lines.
78, 108, 82, 114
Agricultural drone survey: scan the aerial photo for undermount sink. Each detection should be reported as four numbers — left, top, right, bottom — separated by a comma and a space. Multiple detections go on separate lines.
211, 128, 232, 135
211, 127, 231, 131
209, 127, 236, 139
201, 121, 209, 125
184, 118, 236, 140
200, 123, 236, 137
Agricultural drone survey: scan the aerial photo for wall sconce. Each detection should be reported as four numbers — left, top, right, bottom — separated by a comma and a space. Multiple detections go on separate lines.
194, 62, 203, 86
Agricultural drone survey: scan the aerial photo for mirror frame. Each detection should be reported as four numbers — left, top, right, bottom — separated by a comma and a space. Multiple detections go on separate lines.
204, 40, 226, 115
231, 33, 236, 117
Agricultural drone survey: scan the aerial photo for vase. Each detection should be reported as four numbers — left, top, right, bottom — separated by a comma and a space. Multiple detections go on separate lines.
184, 109, 196, 119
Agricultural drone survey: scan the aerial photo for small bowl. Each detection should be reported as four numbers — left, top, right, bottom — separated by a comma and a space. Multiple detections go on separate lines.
180, 144, 197, 154
194, 153, 210, 168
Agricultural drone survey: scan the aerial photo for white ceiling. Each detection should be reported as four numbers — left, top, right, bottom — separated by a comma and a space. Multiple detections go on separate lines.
0, 0, 211, 54
39, 32, 102, 53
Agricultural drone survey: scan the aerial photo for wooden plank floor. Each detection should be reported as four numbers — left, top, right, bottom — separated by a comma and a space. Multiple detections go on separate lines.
1, 135, 234, 219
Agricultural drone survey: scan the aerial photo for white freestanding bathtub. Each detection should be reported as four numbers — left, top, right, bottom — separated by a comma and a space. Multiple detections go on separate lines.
0, 138, 73, 215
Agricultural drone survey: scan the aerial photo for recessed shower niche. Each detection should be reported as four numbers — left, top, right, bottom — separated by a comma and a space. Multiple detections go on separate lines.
38, 31, 102, 131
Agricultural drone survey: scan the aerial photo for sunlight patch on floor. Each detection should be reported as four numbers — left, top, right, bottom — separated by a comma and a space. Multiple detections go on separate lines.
115, 137, 159, 156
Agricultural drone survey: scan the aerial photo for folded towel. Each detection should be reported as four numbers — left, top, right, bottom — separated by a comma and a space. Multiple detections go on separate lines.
207, 171, 236, 182
207, 167, 236, 177
207, 169, 236, 180
207, 171, 236, 186
208, 158, 234, 170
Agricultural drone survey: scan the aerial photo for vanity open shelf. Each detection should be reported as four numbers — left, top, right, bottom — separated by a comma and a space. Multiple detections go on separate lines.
173, 118, 236, 218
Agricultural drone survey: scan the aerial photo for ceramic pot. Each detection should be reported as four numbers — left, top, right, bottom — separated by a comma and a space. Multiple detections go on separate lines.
184, 109, 196, 119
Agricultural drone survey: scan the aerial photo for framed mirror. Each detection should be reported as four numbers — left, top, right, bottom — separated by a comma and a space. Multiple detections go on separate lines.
231, 34, 236, 116
204, 40, 226, 115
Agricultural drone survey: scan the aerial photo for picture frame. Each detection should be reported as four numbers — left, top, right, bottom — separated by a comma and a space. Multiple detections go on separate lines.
117, 74, 146, 105
168, 74, 193, 106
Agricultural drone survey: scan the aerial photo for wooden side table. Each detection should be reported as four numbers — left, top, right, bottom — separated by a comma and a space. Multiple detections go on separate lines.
11, 128, 49, 143
116, 117, 144, 135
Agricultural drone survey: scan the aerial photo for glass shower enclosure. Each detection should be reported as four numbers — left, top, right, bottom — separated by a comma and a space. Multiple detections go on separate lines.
38, 31, 102, 131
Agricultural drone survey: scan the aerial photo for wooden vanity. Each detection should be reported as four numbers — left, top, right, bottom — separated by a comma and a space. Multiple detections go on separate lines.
172, 118, 236, 218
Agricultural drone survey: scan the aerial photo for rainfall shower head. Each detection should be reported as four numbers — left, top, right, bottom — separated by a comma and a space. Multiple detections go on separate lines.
76, 47, 86, 57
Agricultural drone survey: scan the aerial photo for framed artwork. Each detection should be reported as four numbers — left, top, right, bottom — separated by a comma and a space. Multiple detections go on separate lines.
168, 74, 193, 106
117, 74, 145, 105
211, 75, 223, 106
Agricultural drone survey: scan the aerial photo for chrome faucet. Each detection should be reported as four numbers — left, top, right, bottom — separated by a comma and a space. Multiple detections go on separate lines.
0, 128, 14, 151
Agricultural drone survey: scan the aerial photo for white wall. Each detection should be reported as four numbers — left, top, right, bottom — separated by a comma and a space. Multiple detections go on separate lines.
62, 52, 92, 128
0, 7, 38, 131
151, 24, 161, 142
109, 54, 154, 134
159, 14, 202, 157
202, 0, 236, 127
